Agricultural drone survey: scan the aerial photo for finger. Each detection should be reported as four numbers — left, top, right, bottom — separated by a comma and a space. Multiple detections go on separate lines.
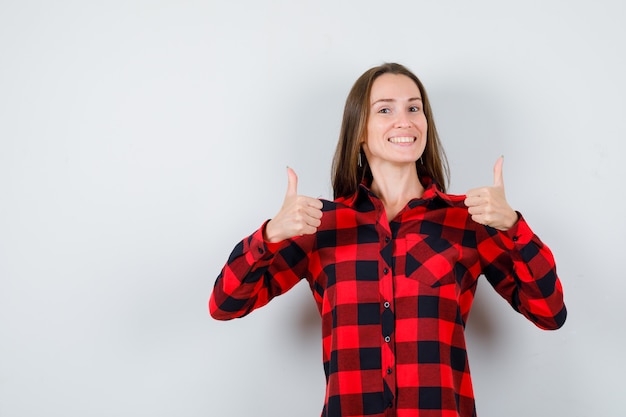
307, 197, 324, 210
294, 195, 323, 209
304, 214, 322, 228
493, 156, 504, 188
304, 205, 324, 220
286, 166, 298, 197
291, 190, 324, 208
464, 195, 482, 208
470, 214, 487, 226
464, 188, 489, 206
291, 213, 320, 234
299, 224, 319, 236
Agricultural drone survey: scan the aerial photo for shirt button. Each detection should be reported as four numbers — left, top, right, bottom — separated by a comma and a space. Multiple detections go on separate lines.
512, 235, 519, 242
383, 268, 389, 274
385, 236, 390, 243
384, 336, 391, 343
386, 367, 393, 374
384, 301, 390, 309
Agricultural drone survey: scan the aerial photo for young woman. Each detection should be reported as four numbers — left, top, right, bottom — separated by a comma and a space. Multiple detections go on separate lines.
210, 63, 566, 417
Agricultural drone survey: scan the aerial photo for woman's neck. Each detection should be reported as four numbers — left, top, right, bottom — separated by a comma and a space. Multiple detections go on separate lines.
369, 163, 424, 221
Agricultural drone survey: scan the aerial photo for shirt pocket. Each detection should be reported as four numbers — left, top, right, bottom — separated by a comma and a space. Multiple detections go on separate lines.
400, 234, 460, 288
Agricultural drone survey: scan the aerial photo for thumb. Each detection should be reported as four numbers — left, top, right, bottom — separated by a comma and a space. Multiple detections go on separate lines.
493, 156, 504, 188
286, 166, 298, 197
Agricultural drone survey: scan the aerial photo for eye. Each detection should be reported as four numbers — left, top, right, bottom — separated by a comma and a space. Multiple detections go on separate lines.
378, 108, 391, 114
409, 106, 420, 112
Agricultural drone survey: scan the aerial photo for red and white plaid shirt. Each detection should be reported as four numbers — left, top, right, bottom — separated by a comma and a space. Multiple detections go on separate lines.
210, 180, 566, 417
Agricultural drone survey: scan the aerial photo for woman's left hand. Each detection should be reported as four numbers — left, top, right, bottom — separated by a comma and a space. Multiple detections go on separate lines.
464, 156, 519, 231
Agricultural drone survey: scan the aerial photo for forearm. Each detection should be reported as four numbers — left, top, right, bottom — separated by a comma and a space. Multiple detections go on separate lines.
209, 222, 305, 320
481, 215, 567, 330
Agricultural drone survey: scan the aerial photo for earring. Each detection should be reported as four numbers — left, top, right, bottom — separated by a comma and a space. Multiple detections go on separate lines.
358, 151, 362, 167
419, 157, 423, 165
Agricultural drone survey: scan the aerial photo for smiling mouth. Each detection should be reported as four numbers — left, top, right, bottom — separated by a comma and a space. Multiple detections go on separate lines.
388, 136, 416, 143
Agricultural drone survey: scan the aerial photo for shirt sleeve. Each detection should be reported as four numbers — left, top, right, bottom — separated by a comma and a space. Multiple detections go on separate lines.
476, 213, 567, 330
209, 221, 311, 320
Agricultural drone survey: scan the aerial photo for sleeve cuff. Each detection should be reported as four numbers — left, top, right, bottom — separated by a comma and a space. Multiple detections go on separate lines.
498, 212, 542, 249
248, 220, 285, 260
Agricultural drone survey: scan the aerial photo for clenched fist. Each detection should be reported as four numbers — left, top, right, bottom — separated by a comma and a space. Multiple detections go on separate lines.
264, 167, 324, 243
464, 156, 518, 231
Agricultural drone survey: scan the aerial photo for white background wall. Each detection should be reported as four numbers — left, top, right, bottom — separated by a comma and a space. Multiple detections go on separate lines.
1, 1, 624, 416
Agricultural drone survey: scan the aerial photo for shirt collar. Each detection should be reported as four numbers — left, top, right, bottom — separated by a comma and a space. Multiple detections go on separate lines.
339, 177, 456, 210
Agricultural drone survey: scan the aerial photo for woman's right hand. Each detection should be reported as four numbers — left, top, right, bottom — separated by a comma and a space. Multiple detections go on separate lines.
264, 167, 324, 243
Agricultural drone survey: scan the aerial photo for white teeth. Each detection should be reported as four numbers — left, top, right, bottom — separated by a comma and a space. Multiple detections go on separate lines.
388, 136, 415, 143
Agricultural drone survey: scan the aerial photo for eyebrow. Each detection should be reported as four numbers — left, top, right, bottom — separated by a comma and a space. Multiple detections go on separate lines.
371, 97, 422, 106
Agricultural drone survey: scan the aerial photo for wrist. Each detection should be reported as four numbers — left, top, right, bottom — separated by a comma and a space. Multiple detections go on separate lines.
263, 220, 282, 243
500, 209, 519, 231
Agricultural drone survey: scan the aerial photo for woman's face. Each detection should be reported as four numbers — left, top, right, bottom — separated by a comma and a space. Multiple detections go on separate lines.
363, 73, 427, 169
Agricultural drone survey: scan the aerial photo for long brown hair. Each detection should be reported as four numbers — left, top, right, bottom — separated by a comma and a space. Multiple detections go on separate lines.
331, 63, 449, 199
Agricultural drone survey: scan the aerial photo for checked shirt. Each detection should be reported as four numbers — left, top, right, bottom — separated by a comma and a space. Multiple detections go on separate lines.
209, 180, 567, 417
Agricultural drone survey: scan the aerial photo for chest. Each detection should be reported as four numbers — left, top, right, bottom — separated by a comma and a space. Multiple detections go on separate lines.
314, 206, 482, 303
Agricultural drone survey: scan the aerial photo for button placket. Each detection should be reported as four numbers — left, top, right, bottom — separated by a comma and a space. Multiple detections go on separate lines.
379, 226, 396, 406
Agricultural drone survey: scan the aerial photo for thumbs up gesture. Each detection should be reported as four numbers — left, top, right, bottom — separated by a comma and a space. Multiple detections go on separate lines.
464, 156, 518, 231
264, 167, 324, 243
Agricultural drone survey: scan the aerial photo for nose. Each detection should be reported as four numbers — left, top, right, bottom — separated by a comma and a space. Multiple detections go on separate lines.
394, 112, 412, 128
